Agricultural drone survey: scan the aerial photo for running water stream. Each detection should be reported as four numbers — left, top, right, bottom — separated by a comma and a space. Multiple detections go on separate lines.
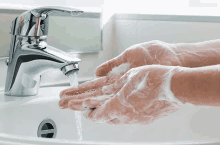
67, 70, 83, 141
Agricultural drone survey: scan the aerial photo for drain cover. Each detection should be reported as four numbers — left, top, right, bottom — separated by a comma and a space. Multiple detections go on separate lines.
37, 119, 57, 138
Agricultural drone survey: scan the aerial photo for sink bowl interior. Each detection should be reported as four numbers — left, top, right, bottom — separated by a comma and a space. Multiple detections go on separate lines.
0, 87, 220, 144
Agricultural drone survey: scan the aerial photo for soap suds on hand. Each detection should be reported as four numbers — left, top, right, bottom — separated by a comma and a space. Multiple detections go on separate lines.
109, 63, 130, 75
126, 68, 139, 83
136, 72, 149, 90
96, 95, 112, 101
102, 85, 112, 94
160, 67, 184, 107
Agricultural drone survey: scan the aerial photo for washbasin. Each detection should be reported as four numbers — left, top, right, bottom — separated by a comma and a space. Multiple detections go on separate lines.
3, 4, 220, 145
0, 85, 220, 145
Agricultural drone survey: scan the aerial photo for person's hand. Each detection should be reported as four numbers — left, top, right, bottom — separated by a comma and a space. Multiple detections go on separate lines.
94, 40, 181, 79
59, 65, 185, 125
59, 40, 181, 106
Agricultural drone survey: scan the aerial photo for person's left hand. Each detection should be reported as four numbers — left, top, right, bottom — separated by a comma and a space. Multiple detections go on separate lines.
59, 65, 184, 125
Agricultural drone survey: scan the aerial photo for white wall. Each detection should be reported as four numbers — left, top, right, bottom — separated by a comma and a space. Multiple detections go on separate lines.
104, 0, 220, 16
0, 13, 17, 57
47, 16, 101, 53
113, 19, 220, 56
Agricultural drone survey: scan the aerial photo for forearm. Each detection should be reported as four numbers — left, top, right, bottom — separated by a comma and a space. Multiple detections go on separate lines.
170, 39, 220, 67
170, 65, 220, 106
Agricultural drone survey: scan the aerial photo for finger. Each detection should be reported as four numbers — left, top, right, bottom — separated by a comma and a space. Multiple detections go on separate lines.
116, 70, 146, 109
106, 118, 123, 125
133, 115, 153, 125
106, 73, 122, 85
85, 96, 121, 123
115, 108, 152, 125
105, 108, 152, 125
82, 71, 142, 121
102, 74, 128, 95
60, 76, 107, 98
60, 73, 129, 109
94, 53, 126, 78
59, 88, 103, 109
66, 100, 87, 111
83, 90, 152, 125
86, 103, 112, 123
68, 95, 113, 111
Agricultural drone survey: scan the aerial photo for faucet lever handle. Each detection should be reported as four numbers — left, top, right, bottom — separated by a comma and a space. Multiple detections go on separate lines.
31, 6, 83, 19
11, 6, 83, 36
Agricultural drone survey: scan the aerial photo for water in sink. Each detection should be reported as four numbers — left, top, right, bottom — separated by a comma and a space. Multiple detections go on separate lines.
67, 70, 83, 141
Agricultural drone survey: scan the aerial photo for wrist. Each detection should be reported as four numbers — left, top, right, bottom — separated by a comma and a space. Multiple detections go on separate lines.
170, 65, 220, 106
170, 66, 194, 105
159, 66, 186, 107
171, 41, 220, 68
170, 44, 191, 67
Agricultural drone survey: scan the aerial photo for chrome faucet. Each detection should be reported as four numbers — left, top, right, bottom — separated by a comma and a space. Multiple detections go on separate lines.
5, 6, 83, 96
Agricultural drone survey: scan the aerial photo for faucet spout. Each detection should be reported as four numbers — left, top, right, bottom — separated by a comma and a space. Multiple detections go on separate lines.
5, 36, 81, 96
5, 6, 83, 96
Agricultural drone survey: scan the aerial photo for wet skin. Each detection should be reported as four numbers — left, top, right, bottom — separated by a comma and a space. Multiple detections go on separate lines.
59, 39, 220, 125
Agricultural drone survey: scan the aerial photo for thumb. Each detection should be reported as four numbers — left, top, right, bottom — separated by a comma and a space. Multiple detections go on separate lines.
94, 53, 126, 77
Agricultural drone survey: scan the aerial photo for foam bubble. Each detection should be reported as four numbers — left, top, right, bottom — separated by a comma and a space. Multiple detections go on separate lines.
136, 72, 149, 90
127, 68, 139, 82
109, 63, 130, 75
96, 95, 111, 101
159, 67, 184, 107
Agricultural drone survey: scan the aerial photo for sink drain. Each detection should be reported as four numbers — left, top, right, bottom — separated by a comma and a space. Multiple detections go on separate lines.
38, 119, 57, 138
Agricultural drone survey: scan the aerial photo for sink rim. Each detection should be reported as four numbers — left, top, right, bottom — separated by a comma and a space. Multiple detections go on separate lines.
0, 132, 215, 145
0, 86, 71, 110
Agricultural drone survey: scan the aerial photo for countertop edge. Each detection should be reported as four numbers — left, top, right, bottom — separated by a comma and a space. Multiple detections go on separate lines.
114, 13, 220, 23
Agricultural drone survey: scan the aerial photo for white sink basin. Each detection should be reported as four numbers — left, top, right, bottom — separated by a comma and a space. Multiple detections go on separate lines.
0, 86, 220, 145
